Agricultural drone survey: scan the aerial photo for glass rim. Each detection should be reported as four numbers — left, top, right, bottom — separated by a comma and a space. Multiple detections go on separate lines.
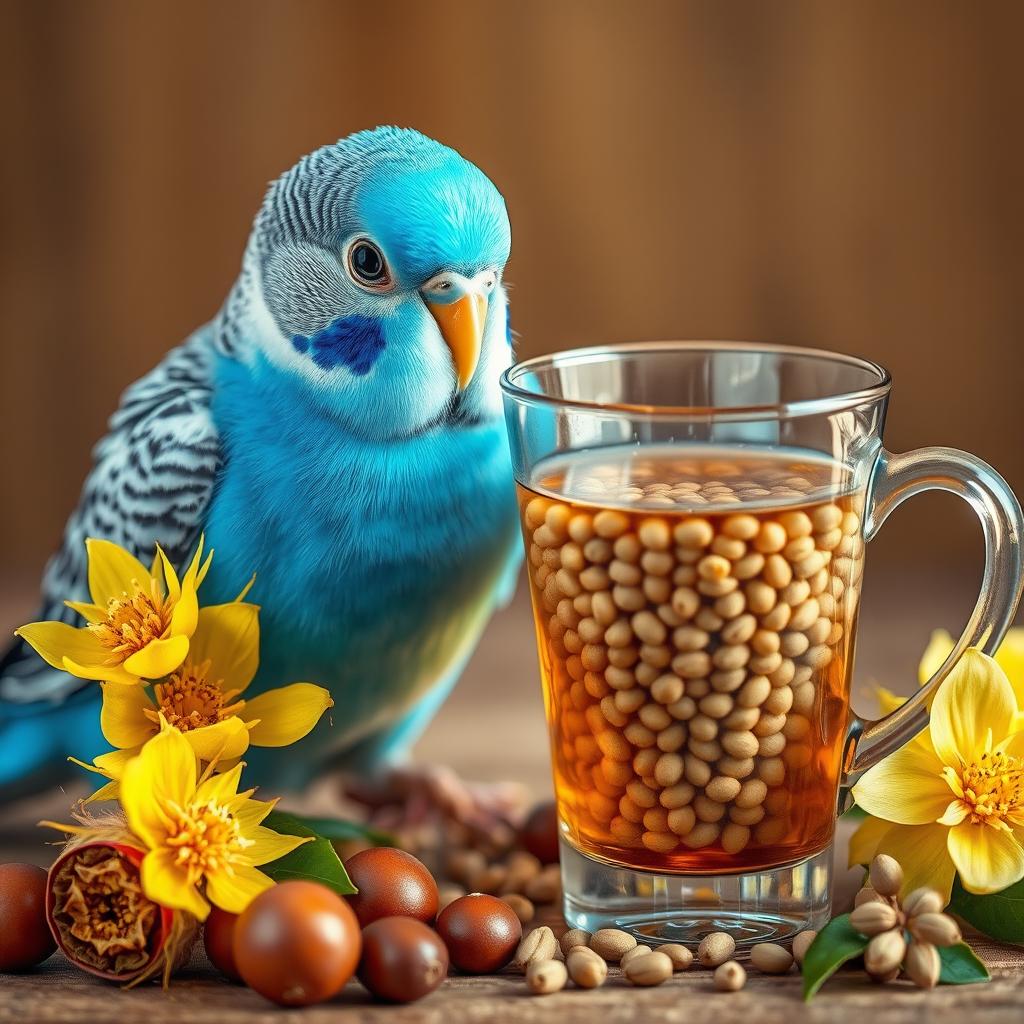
500, 340, 893, 422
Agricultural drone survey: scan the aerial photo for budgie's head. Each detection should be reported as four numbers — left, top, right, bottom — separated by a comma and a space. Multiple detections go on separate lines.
233, 126, 512, 439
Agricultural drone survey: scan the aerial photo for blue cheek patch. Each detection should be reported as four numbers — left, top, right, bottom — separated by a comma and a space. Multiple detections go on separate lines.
291, 315, 386, 375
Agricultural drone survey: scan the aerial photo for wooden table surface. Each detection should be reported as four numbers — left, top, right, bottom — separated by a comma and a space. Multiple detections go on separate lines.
2, 572, 1022, 1022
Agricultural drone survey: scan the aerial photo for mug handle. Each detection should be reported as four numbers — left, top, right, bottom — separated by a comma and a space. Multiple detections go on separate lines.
845, 446, 1024, 776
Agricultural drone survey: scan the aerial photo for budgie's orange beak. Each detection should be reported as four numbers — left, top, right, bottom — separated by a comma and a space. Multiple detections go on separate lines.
426, 292, 488, 390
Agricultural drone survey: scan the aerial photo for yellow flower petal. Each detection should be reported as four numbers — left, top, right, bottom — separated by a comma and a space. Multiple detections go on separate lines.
86, 538, 152, 606
948, 820, 1024, 895
852, 741, 952, 824
93, 747, 137, 777
919, 629, 956, 685
875, 686, 907, 716
85, 779, 121, 803
120, 726, 197, 848
157, 545, 181, 602
141, 847, 211, 920
232, 795, 278, 831
993, 627, 1024, 709
848, 814, 894, 867
15, 621, 108, 672
188, 603, 260, 694
240, 825, 314, 867
61, 656, 139, 685
873, 821, 957, 903
930, 650, 1017, 767
100, 682, 157, 749
122, 635, 190, 679
182, 718, 251, 763
64, 600, 106, 624
244, 683, 334, 748
194, 760, 245, 807
204, 863, 274, 915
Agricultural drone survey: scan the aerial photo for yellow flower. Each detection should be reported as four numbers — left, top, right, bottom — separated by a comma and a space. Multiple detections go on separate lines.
15, 537, 213, 685
853, 649, 1024, 897
74, 602, 332, 798
120, 722, 311, 920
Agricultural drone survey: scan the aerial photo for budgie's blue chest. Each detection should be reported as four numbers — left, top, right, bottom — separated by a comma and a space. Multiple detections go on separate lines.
202, 355, 520, 778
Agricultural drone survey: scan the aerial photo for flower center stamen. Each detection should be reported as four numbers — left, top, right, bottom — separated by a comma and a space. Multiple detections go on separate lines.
88, 577, 172, 661
956, 750, 1024, 827
146, 659, 245, 732
164, 799, 252, 884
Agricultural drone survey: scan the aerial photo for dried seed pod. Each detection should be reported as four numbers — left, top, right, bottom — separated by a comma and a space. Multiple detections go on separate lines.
749, 942, 793, 973
624, 950, 673, 986
512, 926, 559, 973
869, 854, 903, 897
526, 958, 568, 995
698, 931, 735, 967
589, 928, 637, 962
864, 930, 906, 976
560, 928, 591, 956
903, 940, 940, 990
850, 901, 900, 936
658, 943, 694, 971
714, 960, 746, 991
908, 913, 961, 947
791, 930, 817, 966
47, 837, 196, 983
567, 946, 608, 988
902, 887, 945, 918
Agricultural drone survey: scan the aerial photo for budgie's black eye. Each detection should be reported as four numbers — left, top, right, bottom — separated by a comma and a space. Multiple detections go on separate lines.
347, 239, 391, 290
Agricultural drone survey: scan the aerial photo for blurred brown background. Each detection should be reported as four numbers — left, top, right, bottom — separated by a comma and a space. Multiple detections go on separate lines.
1, 0, 1022, 599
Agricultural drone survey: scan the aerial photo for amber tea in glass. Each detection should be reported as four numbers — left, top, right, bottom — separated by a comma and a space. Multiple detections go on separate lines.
502, 342, 1022, 946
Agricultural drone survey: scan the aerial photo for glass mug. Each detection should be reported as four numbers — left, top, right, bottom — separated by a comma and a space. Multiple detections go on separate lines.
500, 341, 1023, 945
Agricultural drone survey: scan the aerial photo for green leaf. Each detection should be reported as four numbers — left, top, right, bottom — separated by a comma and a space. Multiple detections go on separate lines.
948, 875, 1024, 943
261, 810, 358, 896
937, 941, 991, 985
285, 813, 394, 848
801, 913, 869, 1002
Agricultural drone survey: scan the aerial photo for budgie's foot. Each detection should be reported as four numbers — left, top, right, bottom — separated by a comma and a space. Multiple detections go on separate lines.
345, 763, 529, 854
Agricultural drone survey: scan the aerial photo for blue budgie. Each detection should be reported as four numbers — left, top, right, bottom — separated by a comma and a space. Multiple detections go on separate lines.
0, 127, 523, 818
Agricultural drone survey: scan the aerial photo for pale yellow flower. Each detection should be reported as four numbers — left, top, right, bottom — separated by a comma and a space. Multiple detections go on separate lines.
853, 650, 1024, 897
15, 537, 213, 685
119, 722, 310, 920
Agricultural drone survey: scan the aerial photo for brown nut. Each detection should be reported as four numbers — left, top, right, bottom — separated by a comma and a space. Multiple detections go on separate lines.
903, 940, 940, 990
624, 950, 673, 986
526, 958, 568, 995
698, 931, 735, 967
659, 943, 694, 971
749, 942, 793, 973
620, 945, 653, 968
850, 901, 900, 936
864, 930, 906, 976
501, 894, 536, 925
559, 928, 591, 957
469, 864, 508, 896
902, 888, 944, 918
714, 960, 746, 991
589, 928, 638, 962
869, 854, 903, 898
567, 947, 607, 988
512, 926, 559, 972
791, 929, 817, 966
908, 913, 961, 947
502, 851, 542, 895
524, 864, 562, 904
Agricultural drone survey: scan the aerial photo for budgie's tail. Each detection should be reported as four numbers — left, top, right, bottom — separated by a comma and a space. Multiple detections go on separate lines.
0, 636, 104, 803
